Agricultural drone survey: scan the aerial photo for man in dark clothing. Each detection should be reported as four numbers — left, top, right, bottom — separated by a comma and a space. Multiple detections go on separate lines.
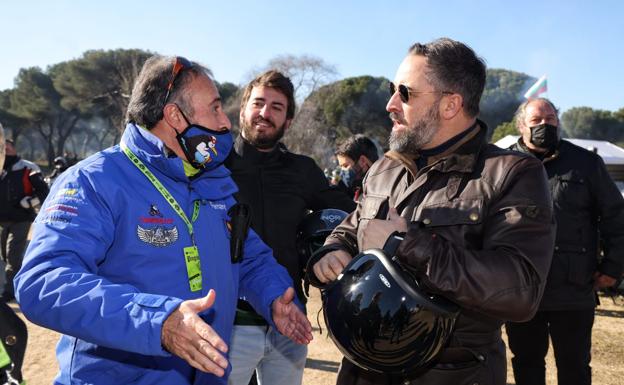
311, 38, 556, 385
0, 123, 27, 385
225, 70, 355, 385
505, 97, 624, 385
0, 139, 49, 302
335, 134, 379, 201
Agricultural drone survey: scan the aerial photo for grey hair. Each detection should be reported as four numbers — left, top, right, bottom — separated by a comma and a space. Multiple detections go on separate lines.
126, 55, 213, 129
408, 38, 486, 117
514, 97, 560, 130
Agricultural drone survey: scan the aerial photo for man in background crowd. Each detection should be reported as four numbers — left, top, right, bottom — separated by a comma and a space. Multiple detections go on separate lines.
334, 134, 379, 200
225, 70, 355, 385
44, 156, 70, 187
0, 138, 48, 302
505, 97, 624, 385
0, 122, 28, 385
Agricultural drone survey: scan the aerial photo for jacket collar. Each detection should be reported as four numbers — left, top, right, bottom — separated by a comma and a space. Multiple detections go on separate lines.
233, 134, 288, 163
120, 123, 236, 199
385, 119, 489, 177
512, 137, 560, 163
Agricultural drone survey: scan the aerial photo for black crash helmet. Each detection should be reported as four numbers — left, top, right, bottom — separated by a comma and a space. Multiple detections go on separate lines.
54, 156, 67, 168
322, 248, 460, 375
296, 209, 348, 267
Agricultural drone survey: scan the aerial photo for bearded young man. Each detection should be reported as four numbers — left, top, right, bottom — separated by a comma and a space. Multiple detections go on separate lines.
224, 70, 355, 385
310, 38, 556, 385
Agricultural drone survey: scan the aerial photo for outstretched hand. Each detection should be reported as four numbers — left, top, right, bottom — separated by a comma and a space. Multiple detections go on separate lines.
272, 287, 313, 345
161, 289, 229, 376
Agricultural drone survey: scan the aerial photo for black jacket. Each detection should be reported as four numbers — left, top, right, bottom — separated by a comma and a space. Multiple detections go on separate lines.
225, 136, 356, 307
0, 156, 49, 222
511, 139, 624, 310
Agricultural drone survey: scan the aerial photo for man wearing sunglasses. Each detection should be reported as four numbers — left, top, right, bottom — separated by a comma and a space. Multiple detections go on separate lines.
310, 38, 556, 384
14, 56, 312, 385
224, 70, 355, 385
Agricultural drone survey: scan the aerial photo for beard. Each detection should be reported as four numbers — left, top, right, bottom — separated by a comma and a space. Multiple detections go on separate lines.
240, 115, 286, 150
389, 99, 441, 154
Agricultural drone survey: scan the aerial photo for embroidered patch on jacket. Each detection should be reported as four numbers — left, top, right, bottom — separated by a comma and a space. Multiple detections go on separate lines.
45, 204, 79, 216
137, 225, 178, 247
139, 203, 175, 225
209, 201, 227, 211
37, 214, 74, 224
149, 204, 164, 217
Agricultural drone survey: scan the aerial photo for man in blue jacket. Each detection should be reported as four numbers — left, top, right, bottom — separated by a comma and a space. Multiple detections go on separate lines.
14, 55, 312, 385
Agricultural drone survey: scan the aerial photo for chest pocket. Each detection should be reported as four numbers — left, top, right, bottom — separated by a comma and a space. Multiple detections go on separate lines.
359, 194, 390, 220
357, 194, 389, 248
415, 198, 484, 227
552, 172, 590, 210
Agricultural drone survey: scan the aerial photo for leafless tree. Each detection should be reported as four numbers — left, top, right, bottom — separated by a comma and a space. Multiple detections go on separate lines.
245, 54, 338, 104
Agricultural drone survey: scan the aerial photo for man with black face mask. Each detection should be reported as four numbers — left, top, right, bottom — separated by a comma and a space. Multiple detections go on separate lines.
506, 97, 624, 385
224, 70, 355, 385
335, 134, 379, 201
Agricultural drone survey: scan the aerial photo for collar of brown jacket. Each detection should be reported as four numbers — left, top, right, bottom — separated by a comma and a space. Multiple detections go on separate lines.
384, 119, 488, 179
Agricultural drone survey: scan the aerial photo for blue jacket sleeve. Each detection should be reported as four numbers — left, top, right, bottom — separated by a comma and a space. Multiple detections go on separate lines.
14, 171, 183, 356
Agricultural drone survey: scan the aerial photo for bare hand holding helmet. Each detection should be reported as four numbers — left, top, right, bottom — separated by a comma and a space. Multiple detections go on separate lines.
307, 207, 460, 376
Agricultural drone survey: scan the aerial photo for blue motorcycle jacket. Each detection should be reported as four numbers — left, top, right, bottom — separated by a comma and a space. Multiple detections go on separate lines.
14, 123, 294, 385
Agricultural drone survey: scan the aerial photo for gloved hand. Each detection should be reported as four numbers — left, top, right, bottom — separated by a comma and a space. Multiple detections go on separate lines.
19, 196, 40, 209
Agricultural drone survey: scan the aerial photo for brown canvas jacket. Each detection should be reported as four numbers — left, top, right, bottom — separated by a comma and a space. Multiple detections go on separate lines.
324, 122, 556, 385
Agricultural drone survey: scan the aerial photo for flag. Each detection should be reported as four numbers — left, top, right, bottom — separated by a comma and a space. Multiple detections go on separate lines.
523, 75, 548, 99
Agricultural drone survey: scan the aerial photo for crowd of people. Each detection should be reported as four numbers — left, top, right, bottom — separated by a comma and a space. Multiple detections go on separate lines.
1, 37, 622, 385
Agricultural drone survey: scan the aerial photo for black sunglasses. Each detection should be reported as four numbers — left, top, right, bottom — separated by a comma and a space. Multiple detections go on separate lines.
389, 82, 452, 103
163, 56, 193, 106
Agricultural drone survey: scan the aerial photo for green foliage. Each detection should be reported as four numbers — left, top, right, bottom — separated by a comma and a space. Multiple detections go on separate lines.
10, 66, 81, 164
285, 75, 391, 168
315, 76, 390, 142
490, 120, 518, 143
52, 49, 152, 132
480, 69, 535, 136
216, 82, 239, 106
0, 89, 28, 142
11, 67, 61, 121
3, 49, 622, 166
217, 82, 242, 135
561, 107, 624, 142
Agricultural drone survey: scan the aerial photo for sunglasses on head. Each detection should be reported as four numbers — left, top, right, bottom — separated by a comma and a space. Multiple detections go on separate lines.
163, 56, 193, 106
389, 82, 452, 104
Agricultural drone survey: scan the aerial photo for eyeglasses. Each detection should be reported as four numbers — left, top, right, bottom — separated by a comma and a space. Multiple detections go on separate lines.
163, 56, 193, 106
389, 82, 452, 103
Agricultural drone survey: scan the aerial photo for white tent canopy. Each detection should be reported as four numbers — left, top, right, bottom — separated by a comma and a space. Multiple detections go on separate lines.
494, 136, 624, 165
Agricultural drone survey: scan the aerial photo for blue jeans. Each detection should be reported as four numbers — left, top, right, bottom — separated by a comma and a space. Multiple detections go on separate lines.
227, 325, 307, 385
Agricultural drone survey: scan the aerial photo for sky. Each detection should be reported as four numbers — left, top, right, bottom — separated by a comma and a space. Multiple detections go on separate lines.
1, 0, 623, 114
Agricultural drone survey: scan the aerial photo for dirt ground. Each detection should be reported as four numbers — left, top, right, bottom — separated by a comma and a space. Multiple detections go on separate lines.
10, 292, 624, 385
